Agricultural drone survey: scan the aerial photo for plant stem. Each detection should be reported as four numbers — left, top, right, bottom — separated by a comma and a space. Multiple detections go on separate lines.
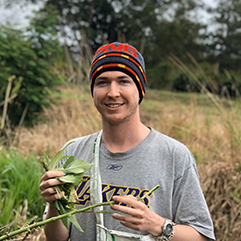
0, 185, 160, 240
1, 75, 15, 130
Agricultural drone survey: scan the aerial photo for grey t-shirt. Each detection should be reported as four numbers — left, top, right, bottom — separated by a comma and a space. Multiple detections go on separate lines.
47, 128, 215, 240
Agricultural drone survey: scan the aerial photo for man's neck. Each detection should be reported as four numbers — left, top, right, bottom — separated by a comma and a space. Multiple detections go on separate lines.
101, 120, 150, 153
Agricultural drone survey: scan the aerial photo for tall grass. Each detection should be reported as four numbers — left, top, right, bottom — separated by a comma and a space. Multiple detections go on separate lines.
5, 83, 241, 240
0, 148, 45, 234
167, 54, 241, 240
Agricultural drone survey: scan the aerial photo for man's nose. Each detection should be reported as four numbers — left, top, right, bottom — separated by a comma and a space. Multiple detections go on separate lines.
107, 82, 120, 97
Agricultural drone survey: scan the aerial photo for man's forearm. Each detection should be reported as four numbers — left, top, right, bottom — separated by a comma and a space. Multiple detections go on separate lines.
148, 217, 208, 241
44, 203, 69, 241
171, 225, 207, 241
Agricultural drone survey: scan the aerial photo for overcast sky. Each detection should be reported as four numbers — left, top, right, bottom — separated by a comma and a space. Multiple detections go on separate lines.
0, 0, 218, 29
0, 0, 43, 28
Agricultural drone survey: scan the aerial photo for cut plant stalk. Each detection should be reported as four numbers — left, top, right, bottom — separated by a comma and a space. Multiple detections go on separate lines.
0, 185, 160, 240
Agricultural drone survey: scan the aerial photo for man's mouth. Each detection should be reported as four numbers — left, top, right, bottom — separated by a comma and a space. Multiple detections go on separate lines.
106, 104, 123, 108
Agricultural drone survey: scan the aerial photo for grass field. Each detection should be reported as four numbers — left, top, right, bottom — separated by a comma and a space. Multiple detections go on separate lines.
1, 84, 241, 240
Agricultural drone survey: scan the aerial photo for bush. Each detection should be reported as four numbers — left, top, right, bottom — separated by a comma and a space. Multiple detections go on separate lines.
146, 61, 174, 90
0, 6, 62, 127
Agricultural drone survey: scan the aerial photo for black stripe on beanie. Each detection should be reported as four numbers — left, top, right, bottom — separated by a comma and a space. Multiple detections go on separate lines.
90, 65, 144, 104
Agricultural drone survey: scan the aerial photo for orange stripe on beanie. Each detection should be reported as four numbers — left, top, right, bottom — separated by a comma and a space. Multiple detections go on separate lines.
89, 42, 147, 103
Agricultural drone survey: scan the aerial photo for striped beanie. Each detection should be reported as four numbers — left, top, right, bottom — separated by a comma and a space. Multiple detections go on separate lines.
89, 42, 147, 103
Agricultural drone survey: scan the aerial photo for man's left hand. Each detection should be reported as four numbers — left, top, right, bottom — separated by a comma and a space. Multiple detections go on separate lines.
111, 195, 164, 236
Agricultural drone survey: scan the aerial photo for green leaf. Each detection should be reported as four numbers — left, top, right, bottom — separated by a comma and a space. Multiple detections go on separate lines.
60, 156, 75, 169
36, 77, 47, 85
45, 156, 53, 168
58, 160, 92, 174
49, 141, 74, 170
57, 175, 81, 184
55, 200, 68, 229
68, 214, 84, 233
54, 199, 61, 210
31, 95, 40, 102
11, 77, 23, 95
60, 156, 70, 161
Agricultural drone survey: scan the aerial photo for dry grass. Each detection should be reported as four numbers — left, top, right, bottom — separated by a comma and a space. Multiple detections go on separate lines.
13, 85, 241, 241
11, 229, 45, 241
140, 91, 241, 240
141, 92, 241, 166
199, 162, 241, 241
14, 86, 101, 157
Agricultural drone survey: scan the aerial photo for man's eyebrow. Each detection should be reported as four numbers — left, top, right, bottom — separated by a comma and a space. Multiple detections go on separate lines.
96, 75, 131, 80
95, 76, 109, 81
117, 75, 131, 79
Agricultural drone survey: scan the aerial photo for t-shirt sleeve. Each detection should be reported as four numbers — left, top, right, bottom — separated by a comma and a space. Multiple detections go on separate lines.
172, 151, 216, 240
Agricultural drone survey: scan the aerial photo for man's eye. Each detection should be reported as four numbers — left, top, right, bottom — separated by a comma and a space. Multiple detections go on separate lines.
96, 80, 107, 86
120, 80, 129, 84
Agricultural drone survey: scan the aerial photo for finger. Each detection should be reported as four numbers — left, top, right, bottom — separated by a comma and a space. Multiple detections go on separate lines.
41, 188, 65, 203
112, 213, 144, 231
111, 204, 143, 218
42, 192, 64, 204
112, 213, 139, 223
41, 171, 65, 182
112, 195, 145, 209
39, 171, 65, 191
39, 177, 65, 191
120, 220, 142, 231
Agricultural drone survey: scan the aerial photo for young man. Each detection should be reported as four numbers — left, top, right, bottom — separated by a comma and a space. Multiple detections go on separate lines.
39, 42, 215, 241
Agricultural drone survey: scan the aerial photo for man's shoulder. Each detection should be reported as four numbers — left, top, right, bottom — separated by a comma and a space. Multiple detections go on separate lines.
150, 128, 195, 163
151, 128, 188, 150
150, 128, 197, 174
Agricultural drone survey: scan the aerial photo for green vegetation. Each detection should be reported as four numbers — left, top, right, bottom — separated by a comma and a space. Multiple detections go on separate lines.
0, 1, 241, 240
0, 6, 62, 128
42, 141, 93, 232
0, 149, 45, 232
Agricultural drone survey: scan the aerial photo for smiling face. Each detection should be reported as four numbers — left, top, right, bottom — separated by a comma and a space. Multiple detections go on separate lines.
93, 71, 140, 126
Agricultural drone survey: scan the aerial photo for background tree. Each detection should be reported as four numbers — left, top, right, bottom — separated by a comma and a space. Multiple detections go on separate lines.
3, 0, 241, 93
143, 0, 207, 88
0, 5, 62, 128
206, 0, 241, 73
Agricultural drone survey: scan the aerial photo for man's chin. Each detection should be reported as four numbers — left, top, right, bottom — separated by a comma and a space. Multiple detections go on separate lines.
103, 115, 128, 126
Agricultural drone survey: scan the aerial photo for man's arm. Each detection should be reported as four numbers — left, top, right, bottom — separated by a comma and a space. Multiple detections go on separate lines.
111, 195, 208, 241
39, 171, 69, 241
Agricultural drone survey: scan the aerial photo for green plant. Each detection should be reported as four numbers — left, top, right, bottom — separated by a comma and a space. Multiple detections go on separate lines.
42, 141, 93, 232
0, 184, 160, 240
0, 149, 45, 233
0, 75, 22, 130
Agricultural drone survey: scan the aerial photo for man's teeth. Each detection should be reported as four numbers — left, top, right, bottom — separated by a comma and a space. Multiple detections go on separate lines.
108, 104, 121, 108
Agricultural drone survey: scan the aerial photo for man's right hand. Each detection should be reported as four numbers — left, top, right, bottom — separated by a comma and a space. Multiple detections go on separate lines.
39, 171, 70, 241
39, 171, 65, 204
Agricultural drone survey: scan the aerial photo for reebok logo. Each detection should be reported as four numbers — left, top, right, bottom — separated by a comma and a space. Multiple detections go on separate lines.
107, 164, 123, 171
